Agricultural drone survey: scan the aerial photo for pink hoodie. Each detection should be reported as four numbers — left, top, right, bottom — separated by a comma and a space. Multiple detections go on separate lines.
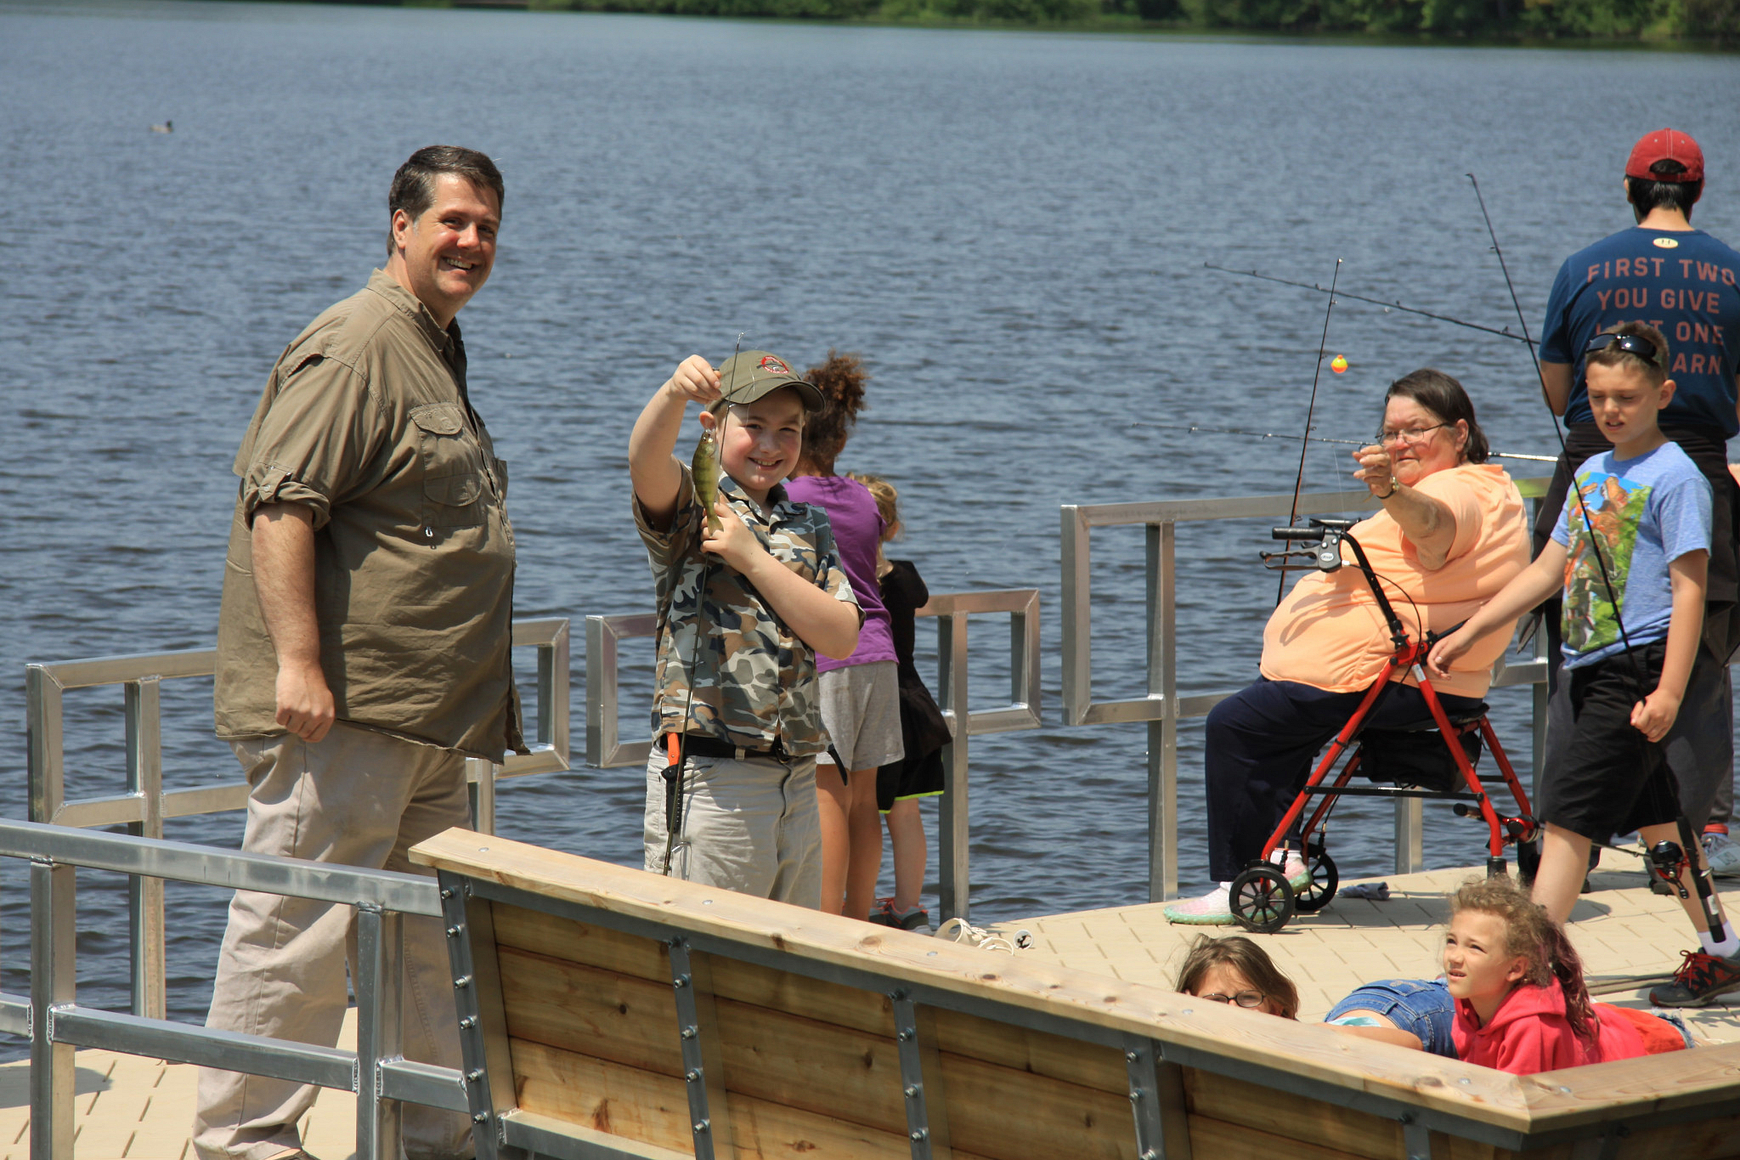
1452, 978, 1647, 1075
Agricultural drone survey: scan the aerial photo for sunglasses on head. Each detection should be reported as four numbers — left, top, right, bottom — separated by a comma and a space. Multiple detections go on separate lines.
1584, 332, 1663, 368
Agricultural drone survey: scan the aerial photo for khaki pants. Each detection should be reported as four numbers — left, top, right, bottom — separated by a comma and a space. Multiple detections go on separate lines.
642, 749, 823, 908
193, 722, 473, 1160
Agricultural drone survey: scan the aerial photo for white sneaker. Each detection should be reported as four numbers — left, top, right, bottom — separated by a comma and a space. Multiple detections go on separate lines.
1277, 851, 1313, 893
1163, 883, 1235, 925
1704, 832, 1740, 879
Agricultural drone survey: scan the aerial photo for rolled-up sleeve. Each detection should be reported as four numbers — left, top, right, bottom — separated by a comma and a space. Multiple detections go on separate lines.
1416, 471, 1484, 565
238, 354, 379, 530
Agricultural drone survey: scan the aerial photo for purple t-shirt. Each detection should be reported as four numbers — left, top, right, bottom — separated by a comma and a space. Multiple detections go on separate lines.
782, 475, 897, 670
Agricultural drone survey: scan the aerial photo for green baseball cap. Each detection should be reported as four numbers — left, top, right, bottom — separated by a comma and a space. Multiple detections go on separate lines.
717, 350, 823, 411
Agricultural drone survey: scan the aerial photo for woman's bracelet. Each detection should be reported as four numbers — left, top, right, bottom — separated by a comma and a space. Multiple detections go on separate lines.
1374, 476, 1399, 500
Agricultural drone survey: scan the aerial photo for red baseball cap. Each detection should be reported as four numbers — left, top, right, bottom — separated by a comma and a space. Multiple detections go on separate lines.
1626, 128, 1704, 183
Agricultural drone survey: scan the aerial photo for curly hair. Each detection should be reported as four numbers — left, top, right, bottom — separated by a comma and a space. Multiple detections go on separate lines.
1174, 935, 1299, 1020
799, 351, 869, 473
1450, 876, 1597, 1049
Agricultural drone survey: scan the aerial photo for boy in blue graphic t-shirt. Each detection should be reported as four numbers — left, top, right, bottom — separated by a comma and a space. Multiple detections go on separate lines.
1433, 321, 1740, 1008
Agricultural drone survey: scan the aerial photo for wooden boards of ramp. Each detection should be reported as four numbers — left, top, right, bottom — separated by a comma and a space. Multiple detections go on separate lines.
410, 829, 1740, 1160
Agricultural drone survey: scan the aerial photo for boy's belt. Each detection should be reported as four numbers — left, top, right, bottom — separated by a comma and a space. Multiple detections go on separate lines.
664, 733, 792, 762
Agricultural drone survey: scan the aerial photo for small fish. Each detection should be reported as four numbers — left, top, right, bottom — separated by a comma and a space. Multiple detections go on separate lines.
692, 429, 723, 535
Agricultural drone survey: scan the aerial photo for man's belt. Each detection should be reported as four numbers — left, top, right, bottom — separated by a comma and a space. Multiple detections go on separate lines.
664, 733, 792, 762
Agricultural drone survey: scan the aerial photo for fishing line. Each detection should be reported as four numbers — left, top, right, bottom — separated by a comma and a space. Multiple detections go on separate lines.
1465, 174, 1642, 681
1280, 258, 1343, 606
1204, 262, 1536, 346
1464, 177, 1720, 927
1126, 420, 1556, 463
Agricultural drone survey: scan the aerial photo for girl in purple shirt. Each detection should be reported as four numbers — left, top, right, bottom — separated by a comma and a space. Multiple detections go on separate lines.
784, 352, 903, 921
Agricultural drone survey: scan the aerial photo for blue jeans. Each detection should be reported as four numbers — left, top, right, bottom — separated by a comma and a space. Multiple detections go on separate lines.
1326, 978, 1456, 1058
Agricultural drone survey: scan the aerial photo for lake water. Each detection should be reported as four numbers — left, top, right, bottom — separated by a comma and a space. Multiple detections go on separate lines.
2, 0, 1738, 1032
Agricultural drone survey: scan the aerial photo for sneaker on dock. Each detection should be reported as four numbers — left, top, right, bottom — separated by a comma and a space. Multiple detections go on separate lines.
1650, 949, 1740, 1008
870, 897, 930, 931
1703, 832, 1740, 879
1163, 884, 1234, 925
1279, 851, 1312, 893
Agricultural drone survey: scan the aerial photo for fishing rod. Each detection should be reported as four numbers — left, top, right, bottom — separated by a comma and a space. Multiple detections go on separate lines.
1280, 258, 1343, 605
1204, 262, 1537, 346
1127, 420, 1556, 463
661, 333, 743, 876
1467, 173, 1639, 667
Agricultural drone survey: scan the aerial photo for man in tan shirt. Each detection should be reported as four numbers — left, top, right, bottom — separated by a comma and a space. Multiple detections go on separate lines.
196, 146, 521, 1160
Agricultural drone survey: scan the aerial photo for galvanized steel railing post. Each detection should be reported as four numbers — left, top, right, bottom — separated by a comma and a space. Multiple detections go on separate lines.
355, 904, 405, 1160
937, 612, 971, 923
585, 612, 657, 770
1147, 523, 1178, 903
467, 759, 497, 836
1059, 506, 1091, 726
125, 676, 167, 1020
1394, 800, 1425, 875
30, 857, 75, 1160
27, 664, 65, 825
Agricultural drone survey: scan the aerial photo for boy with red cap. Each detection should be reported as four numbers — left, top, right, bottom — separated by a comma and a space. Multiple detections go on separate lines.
1533, 128, 1740, 903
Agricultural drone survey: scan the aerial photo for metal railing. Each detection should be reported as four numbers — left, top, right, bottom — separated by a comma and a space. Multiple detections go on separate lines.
0, 818, 462, 1160
585, 589, 1043, 921
1061, 481, 1552, 902
24, 617, 570, 1020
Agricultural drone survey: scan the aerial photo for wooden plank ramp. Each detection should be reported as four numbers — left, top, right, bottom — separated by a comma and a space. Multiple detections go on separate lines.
410, 830, 1740, 1160
6, 850, 1740, 1158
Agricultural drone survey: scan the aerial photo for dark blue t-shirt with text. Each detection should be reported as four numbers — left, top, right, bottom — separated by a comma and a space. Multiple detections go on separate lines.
1540, 227, 1740, 436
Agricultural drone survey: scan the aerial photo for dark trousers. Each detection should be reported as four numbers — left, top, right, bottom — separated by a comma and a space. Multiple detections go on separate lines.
1203, 678, 1483, 881
1542, 614, 1732, 832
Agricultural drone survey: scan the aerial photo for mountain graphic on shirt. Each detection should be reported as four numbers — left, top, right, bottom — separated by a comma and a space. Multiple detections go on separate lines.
1562, 470, 1648, 654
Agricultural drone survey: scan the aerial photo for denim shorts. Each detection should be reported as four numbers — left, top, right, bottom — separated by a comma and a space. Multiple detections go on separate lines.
1325, 979, 1456, 1058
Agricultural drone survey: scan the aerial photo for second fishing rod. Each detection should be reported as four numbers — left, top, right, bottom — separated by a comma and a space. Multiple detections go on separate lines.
1467, 173, 1728, 943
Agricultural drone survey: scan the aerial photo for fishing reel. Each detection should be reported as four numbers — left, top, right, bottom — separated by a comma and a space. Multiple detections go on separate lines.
1263, 518, 1355, 574
1648, 839, 1691, 898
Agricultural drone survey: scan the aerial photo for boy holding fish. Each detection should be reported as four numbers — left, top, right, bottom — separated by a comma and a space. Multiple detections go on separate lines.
628, 350, 862, 906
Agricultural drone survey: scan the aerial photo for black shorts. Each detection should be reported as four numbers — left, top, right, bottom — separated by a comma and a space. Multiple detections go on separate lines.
1539, 641, 1682, 839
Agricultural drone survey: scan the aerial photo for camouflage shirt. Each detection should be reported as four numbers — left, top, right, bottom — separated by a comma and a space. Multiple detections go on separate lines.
634, 463, 860, 757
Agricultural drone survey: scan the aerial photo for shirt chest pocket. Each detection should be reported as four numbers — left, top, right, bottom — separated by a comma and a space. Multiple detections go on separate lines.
411, 403, 488, 529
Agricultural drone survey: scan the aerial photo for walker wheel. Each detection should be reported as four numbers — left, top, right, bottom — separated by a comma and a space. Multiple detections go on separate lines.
1229, 866, 1295, 934
1293, 846, 1339, 914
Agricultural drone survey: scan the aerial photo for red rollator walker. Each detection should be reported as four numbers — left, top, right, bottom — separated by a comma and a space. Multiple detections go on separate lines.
1228, 518, 1539, 934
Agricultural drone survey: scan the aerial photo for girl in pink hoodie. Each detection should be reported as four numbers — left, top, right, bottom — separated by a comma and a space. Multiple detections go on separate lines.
1446, 876, 1656, 1074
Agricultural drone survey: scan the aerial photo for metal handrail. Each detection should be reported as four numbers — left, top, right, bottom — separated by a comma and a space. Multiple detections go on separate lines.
0, 818, 462, 1160
23, 617, 570, 1020
584, 589, 1042, 921
1061, 479, 1553, 902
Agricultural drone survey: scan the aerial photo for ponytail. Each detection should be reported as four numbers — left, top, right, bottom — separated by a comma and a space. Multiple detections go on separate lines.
1451, 877, 1598, 1050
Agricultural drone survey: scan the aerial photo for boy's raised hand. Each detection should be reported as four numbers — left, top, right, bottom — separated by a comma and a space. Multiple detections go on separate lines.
700, 496, 764, 572
1631, 689, 1683, 743
1425, 628, 1472, 680
666, 355, 723, 405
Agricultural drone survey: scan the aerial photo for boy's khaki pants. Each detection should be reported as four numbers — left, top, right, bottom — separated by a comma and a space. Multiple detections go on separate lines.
193, 722, 473, 1160
643, 749, 823, 908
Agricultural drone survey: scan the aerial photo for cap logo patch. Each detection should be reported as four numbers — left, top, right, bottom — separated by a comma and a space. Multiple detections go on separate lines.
1654, 237, 1680, 249
758, 356, 791, 375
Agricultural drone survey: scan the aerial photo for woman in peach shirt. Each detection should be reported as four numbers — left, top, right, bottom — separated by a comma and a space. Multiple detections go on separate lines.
1166, 369, 1530, 925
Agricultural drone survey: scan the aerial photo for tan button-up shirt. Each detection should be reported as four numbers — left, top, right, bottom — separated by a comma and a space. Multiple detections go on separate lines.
215, 271, 524, 760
